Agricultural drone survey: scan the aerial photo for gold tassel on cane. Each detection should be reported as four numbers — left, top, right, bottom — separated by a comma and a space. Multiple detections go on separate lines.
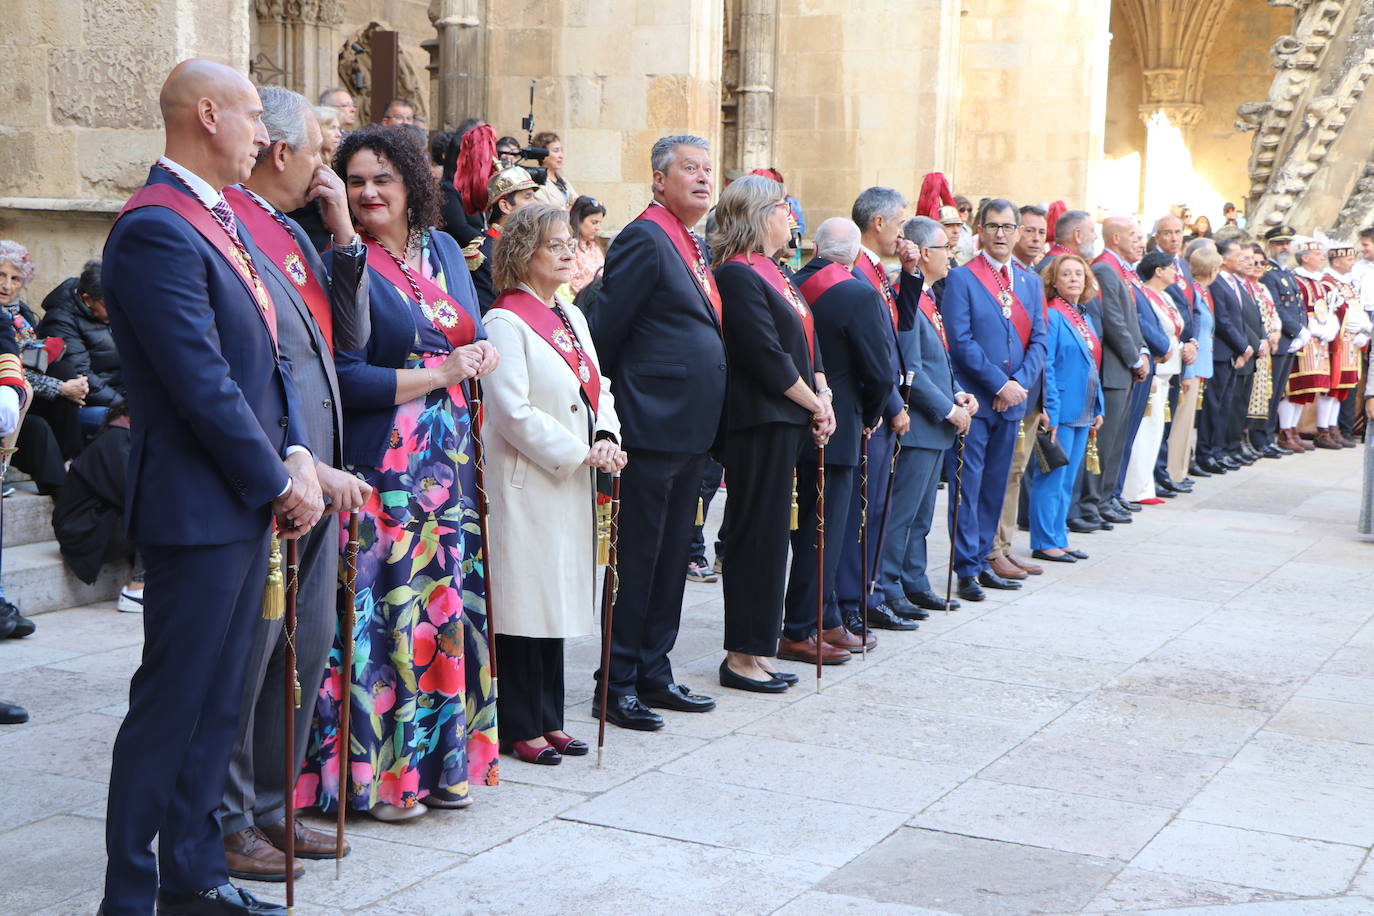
596, 495, 612, 566
1086, 430, 1101, 475
1197, 380, 1205, 410
1164, 400, 1172, 423
695, 497, 704, 526
1017, 422, 1026, 444
790, 471, 799, 531
262, 533, 284, 620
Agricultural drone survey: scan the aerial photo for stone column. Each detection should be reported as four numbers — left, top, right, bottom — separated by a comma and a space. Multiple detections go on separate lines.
1138, 68, 1204, 216
252, 0, 344, 99
736, 0, 778, 172
428, 0, 486, 130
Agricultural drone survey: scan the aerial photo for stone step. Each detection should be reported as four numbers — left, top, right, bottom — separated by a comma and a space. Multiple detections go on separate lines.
5, 539, 126, 616
2, 490, 55, 548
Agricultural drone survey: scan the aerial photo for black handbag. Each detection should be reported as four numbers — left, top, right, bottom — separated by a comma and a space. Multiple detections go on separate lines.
1033, 430, 1069, 473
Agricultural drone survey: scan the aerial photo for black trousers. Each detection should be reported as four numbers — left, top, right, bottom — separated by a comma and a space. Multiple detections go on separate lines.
496, 634, 564, 742
782, 458, 852, 641
1198, 360, 1236, 460
1263, 353, 1296, 444
1083, 384, 1131, 517
103, 532, 270, 916
1228, 371, 1255, 449
722, 422, 806, 656
597, 448, 707, 698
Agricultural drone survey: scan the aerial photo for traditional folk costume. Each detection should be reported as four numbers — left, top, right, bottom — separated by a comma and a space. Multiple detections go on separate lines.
1321, 249, 1372, 448
1278, 239, 1341, 442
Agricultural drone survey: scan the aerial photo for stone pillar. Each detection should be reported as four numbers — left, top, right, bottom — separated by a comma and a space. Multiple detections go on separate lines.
1138, 101, 1204, 216
736, 0, 778, 172
252, 0, 344, 99
428, 0, 486, 130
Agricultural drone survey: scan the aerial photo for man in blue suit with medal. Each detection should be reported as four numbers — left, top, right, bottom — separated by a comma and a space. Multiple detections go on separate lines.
99, 60, 325, 916
939, 199, 1048, 602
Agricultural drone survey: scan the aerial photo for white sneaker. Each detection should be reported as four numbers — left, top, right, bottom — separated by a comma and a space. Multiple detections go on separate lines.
116, 588, 144, 613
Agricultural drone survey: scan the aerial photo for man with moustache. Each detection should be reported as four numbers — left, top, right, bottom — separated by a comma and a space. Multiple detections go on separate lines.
219, 85, 372, 881
101, 60, 325, 916
1260, 226, 1304, 454
590, 136, 725, 730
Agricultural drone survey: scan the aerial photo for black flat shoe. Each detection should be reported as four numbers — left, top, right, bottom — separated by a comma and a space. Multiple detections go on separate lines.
887, 595, 931, 621
761, 669, 799, 686
978, 570, 1023, 590
0, 700, 28, 724
592, 695, 664, 731
1065, 549, 1089, 559
638, 683, 717, 713
718, 659, 789, 693
157, 883, 285, 916
956, 576, 985, 602
1030, 549, 1077, 563
908, 590, 958, 611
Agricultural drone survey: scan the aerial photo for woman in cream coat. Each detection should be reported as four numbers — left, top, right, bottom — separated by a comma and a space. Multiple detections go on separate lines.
482, 204, 626, 765
1124, 251, 1184, 504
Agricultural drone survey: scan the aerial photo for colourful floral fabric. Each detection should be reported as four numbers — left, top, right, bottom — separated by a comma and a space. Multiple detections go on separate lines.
301, 289, 498, 812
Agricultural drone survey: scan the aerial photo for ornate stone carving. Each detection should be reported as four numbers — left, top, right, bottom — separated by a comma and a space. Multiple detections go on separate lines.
338, 22, 428, 124
252, 0, 343, 96
1138, 102, 1203, 128
1143, 68, 1186, 103
48, 47, 175, 130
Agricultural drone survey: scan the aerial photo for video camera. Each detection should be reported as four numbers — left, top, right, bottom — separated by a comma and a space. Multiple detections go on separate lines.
518, 80, 549, 186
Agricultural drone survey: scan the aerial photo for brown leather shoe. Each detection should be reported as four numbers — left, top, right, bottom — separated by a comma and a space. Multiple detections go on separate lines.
1286, 428, 1314, 451
778, 634, 850, 665
823, 625, 876, 653
1315, 428, 1343, 450
988, 555, 1027, 580
260, 816, 350, 861
1007, 555, 1043, 576
224, 825, 304, 882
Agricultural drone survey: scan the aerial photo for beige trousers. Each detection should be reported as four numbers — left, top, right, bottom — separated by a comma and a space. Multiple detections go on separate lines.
989, 414, 1040, 560
1167, 377, 1201, 482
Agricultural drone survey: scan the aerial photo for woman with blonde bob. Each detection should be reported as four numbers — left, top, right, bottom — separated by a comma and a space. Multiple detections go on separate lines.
1169, 244, 1219, 481
710, 174, 835, 693
1026, 253, 1104, 563
482, 203, 626, 764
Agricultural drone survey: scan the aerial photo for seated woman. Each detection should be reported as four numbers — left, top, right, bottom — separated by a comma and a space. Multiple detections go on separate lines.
302, 125, 500, 822
567, 195, 606, 295
38, 258, 125, 437
0, 240, 87, 494
482, 204, 625, 764
1028, 254, 1103, 562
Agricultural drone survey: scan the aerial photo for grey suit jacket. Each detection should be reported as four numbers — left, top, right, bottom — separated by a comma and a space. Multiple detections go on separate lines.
1091, 260, 1145, 390
897, 288, 959, 452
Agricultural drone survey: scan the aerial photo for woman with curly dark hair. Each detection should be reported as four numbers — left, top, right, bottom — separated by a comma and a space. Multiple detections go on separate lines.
301, 125, 502, 822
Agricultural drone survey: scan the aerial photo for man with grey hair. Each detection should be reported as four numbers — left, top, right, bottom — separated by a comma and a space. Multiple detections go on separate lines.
879, 216, 978, 613
779, 217, 902, 662
589, 135, 725, 730
219, 83, 373, 878
1048, 209, 1097, 261
839, 188, 914, 632
319, 87, 358, 130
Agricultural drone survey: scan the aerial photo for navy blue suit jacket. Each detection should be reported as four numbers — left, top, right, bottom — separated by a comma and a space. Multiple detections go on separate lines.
895, 274, 959, 451
330, 230, 484, 468
939, 257, 1047, 422
1137, 288, 1170, 359
1261, 261, 1306, 350
103, 168, 305, 546
848, 264, 905, 423
1208, 274, 1258, 362
589, 216, 727, 454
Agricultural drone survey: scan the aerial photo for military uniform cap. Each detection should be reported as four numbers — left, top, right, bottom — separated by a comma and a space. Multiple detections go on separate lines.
938, 205, 963, 226
1264, 224, 1296, 242
487, 166, 538, 204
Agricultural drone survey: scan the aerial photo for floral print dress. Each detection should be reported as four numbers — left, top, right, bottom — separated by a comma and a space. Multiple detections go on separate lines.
301, 256, 499, 812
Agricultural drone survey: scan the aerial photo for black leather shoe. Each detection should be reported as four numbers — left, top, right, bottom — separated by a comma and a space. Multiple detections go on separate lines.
1065, 549, 1089, 559
157, 883, 285, 916
908, 589, 958, 612
1030, 549, 1077, 563
0, 600, 34, 639
1271, 444, 1293, 456
1260, 445, 1283, 459
1101, 507, 1132, 524
761, 668, 799, 686
956, 576, 985, 602
866, 602, 920, 630
1154, 486, 1176, 499
887, 595, 931, 621
1221, 454, 1244, 469
1197, 457, 1225, 474
592, 695, 664, 731
1067, 517, 1100, 534
1160, 477, 1192, 493
1188, 460, 1213, 478
978, 570, 1023, 590
638, 684, 716, 713
1117, 499, 1143, 513
0, 700, 28, 724
718, 659, 789, 693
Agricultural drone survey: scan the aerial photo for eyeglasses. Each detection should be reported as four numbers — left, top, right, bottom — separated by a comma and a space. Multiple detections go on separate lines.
923, 244, 952, 252
544, 239, 577, 256
982, 223, 1018, 235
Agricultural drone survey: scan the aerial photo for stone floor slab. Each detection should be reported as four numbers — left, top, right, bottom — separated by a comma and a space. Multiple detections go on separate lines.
1039, 690, 1267, 758
288, 832, 466, 911
1267, 696, 1374, 745
1125, 897, 1374, 915
561, 770, 907, 866
823, 827, 1120, 916
826, 666, 1081, 726
1179, 768, 1374, 846
0, 767, 106, 832
771, 892, 962, 915
0, 712, 121, 783
1229, 730, 1374, 789
1081, 867, 1289, 913
1105, 653, 1306, 713
890, 640, 1128, 693
0, 815, 106, 915
1131, 820, 1366, 896
914, 778, 1174, 861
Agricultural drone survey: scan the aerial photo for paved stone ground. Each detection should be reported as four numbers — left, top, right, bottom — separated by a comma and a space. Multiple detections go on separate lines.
4, 446, 1374, 915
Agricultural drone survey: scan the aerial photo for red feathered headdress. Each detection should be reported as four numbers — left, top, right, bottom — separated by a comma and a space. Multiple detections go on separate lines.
916, 172, 954, 221
455, 123, 497, 216
1045, 200, 1067, 244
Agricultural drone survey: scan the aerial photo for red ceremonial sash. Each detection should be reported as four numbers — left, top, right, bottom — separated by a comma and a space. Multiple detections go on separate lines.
634, 204, 722, 323
1046, 244, 1075, 260
798, 261, 853, 307
362, 236, 476, 354
223, 187, 334, 353
1049, 296, 1101, 370
118, 183, 279, 351
728, 253, 814, 364
966, 256, 1032, 347
1145, 285, 1184, 338
919, 290, 948, 350
854, 253, 899, 329
491, 289, 601, 413
1200, 286, 1214, 313
1093, 251, 1146, 293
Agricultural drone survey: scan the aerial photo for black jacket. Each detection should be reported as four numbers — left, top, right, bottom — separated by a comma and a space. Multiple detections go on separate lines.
1209, 273, 1261, 363
589, 217, 727, 454
438, 186, 486, 249
716, 257, 822, 434
794, 257, 891, 466
52, 423, 131, 583
37, 277, 124, 407
471, 231, 498, 314
1261, 261, 1306, 351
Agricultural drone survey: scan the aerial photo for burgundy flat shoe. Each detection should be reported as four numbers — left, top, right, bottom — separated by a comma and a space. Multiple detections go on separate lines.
505, 739, 562, 765
544, 732, 589, 756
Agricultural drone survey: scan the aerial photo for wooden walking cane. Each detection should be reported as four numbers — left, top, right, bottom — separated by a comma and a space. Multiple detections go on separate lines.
815, 446, 826, 694
283, 538, 300, 916
858, 431, 871, 655
336, 512, 359, 879
865, 436, 901, 646
944, 434, 967, 615
596, 474, 622, 767
468, 381, 499, 705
